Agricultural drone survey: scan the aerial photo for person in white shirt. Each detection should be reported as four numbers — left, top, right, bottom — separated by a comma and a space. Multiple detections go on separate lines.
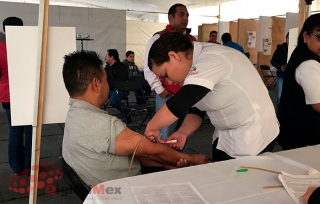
277, 13, 320, 150
144, 32, 279, 161
144, 3, 197, 143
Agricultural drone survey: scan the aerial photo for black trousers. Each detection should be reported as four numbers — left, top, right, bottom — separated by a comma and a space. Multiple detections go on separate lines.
212, 138, 277, 162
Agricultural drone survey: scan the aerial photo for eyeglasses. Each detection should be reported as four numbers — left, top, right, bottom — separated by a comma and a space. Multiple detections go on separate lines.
311, 32, 320, 42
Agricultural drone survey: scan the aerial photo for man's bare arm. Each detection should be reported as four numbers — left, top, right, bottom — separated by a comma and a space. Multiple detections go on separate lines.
115, 127, 209, 166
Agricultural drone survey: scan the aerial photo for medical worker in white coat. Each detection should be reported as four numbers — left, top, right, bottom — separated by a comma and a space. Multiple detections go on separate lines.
145, 32, 279, 162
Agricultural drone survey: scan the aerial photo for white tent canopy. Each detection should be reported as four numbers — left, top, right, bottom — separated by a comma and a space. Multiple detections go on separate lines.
0, 0, 319, 35
1, 0, 319, 60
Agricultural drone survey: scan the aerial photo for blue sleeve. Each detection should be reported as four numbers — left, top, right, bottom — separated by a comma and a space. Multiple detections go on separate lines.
240, 46, 245, 54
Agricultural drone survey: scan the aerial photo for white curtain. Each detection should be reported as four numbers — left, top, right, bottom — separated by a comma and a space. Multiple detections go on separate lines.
126, 20, 166, 68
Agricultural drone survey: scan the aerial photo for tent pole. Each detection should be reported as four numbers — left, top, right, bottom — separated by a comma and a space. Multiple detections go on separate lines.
299, 0, 306, 32
28, 0, 49, 204
306, 4, 311, 17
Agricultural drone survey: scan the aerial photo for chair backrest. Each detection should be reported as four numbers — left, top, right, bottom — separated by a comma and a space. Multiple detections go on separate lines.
132, 75, 149, 85
115, 78, 143, 92
59, 156, 90, 201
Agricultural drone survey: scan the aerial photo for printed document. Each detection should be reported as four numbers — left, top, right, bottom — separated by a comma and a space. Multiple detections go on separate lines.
131, 182, 209, 204
279, 172, 320, 204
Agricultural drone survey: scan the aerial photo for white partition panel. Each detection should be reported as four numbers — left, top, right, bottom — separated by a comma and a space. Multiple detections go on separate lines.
285, 12, 299, 41
287, 27, 299, 62
6, 27, 76, 126
218, 21, 229, 44
257, 16, 272, 52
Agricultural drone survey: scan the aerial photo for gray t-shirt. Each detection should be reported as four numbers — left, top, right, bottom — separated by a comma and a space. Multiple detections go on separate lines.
62, 98, 141, 186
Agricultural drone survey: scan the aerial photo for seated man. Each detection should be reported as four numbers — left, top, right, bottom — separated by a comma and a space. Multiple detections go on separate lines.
123, 50, 152, 104
221, 32, 245, 54
122, 50, 141, 78
104, 49, 131, 122
62, 50, 210, 186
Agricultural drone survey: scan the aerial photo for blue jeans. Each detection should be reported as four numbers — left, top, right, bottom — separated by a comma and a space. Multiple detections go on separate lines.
276, 76, 283, 108
109, 90, 131, 117
5, 108, 32, 174
156, 94, 188, 152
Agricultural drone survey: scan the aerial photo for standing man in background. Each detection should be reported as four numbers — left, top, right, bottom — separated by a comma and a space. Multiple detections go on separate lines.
0, 17, 32, 176
144, 3, 197, 144
270, 32, 289, 108
208, 30, 219, 44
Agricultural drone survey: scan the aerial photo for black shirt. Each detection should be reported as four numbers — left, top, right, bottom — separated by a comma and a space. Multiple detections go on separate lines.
166, 84, 210, 119
309, 187, 320, 204
105, 62, 129, 90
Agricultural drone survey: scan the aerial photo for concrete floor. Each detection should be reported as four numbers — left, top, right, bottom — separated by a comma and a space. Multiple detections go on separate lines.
0, 87, 278, 204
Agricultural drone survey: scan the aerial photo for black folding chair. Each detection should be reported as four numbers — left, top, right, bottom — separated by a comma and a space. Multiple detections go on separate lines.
260, 65, 276, 88
132, 76, 155, 104
245, 52, 250, 59
115, 79, 155, 129
59, 149, 90, 201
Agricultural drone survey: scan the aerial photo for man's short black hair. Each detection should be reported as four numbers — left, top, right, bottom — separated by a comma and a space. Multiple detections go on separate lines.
210, 30, 217, 36
63, 50, 103, 97
221, 33, 232, 43
107, 49, 120, 62
168, 3, 186, 17
126, 50, 134, 57
3, 17, 23, 32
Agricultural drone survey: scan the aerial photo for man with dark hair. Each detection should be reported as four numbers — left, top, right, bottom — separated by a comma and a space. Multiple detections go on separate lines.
144, 3, 197, 144
62, 50, 210, 186
208, 30, 219, 44
0, 17, 32, 176
123, 50, 152, 104
104, 49, 132, 123
123, 50, 141, 77
221, 32, 245, 54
